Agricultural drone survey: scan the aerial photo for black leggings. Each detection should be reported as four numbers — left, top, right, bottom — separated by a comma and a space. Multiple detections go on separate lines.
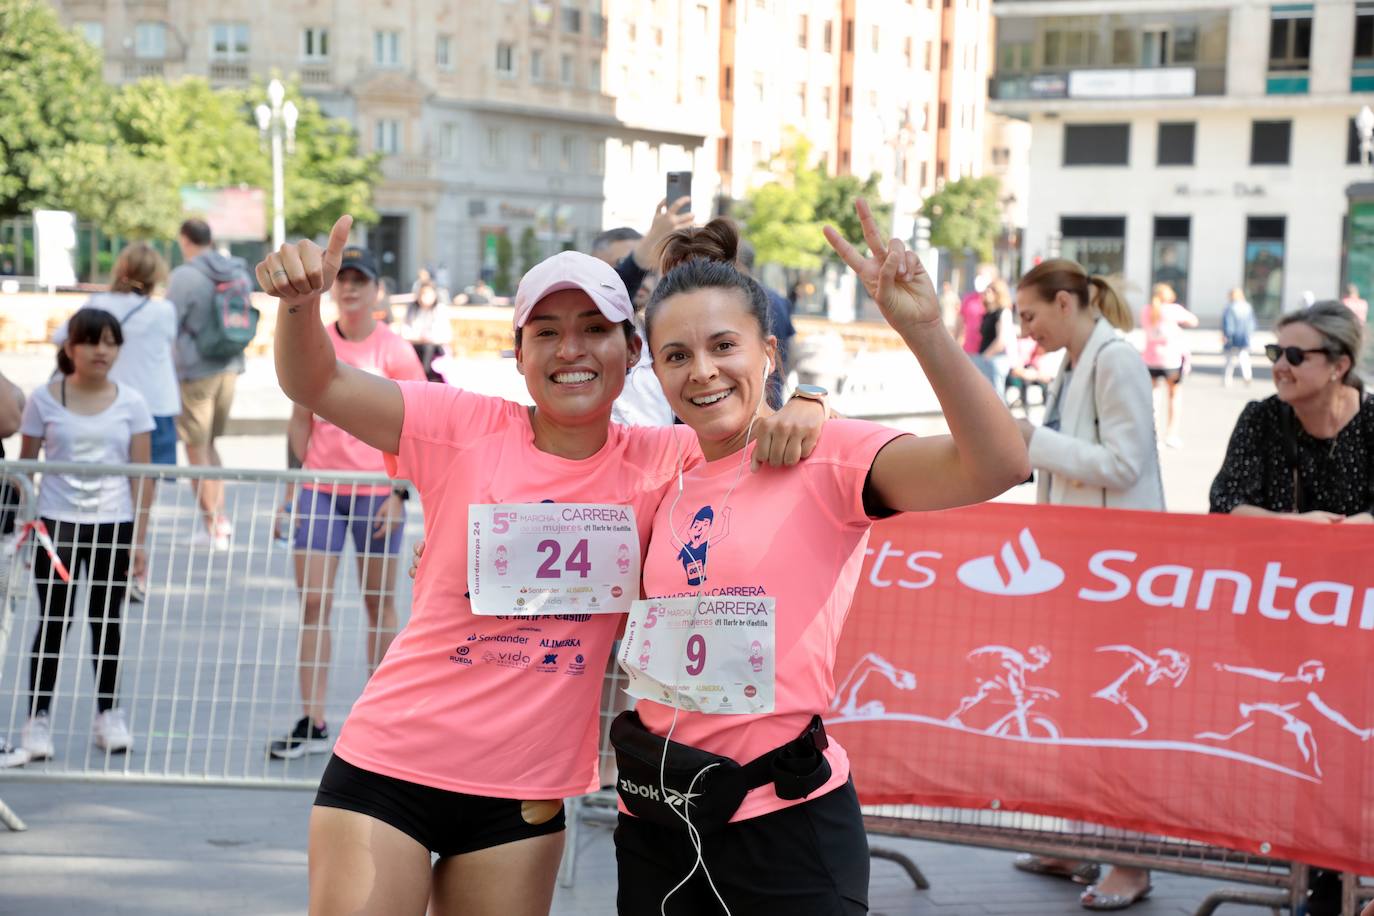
29, 518, 132, 716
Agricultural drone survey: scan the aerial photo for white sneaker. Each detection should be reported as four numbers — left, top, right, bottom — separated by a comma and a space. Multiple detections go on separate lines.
213, 516, 233, 551
0, 741, 28, 768
93, 708, 133, 754
191, 519, 231, 552
21, 713, 54, 760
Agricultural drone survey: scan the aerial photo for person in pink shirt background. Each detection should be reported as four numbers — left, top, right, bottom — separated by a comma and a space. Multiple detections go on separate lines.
953, 267, 996, 356
1139, 283, 1199, 449
268, 247, 426, 761
1342, 282, 1369, 325
613, 205, 1028, 915
255, 217, 826, 916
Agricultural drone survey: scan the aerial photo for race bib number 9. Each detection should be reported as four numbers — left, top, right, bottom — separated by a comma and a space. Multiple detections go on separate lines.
468, 503, 640, 616
618, 596, 776, 715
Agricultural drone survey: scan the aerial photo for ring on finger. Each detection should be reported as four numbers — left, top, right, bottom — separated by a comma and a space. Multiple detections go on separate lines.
272, 269, 288, 278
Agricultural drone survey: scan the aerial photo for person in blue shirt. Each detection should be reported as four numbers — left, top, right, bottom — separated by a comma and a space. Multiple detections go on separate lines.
1220, 287, 1257, 387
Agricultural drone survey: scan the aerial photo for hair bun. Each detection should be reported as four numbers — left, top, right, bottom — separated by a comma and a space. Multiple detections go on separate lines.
658, 218, 740, 274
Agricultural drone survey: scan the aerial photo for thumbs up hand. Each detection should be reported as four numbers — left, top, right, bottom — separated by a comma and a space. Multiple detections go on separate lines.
255, 215, 354, 308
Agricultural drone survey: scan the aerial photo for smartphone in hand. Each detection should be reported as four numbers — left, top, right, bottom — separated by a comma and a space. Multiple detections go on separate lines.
665, 171, 692, 212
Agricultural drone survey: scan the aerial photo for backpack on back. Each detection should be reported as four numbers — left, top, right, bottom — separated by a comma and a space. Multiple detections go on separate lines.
185, 267, 259, 360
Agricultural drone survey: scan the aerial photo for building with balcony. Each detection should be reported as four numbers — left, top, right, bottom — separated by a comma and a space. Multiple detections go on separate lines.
55, 1, 636, 288
711, 0, 992, 244
991, 0, 1374, 320
53, 0, 1001, 290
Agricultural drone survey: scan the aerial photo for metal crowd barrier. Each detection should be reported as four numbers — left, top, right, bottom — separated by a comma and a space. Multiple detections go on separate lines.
0, 460, 413, 796
2, 460, 1370, 914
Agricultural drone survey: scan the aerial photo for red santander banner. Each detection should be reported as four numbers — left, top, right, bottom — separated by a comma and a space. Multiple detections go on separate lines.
828, 503, 1374, 874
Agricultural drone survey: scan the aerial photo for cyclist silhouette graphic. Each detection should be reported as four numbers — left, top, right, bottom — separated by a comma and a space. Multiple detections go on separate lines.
948, 645, 1061, 739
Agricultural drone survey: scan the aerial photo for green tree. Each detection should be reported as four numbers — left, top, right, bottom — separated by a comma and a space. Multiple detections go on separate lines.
38, 144, 184, 239
113, 77, 380, 239
921, 176, 1002, 261
737, 140, 892, 269
518, 227, 540, 275
493, 234, 514, 295
0, 1, 115, 216
815, 173, 890, 251
738, 143, 824, 269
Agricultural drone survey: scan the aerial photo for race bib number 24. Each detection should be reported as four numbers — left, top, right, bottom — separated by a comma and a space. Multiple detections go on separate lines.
468, 503, 640, 616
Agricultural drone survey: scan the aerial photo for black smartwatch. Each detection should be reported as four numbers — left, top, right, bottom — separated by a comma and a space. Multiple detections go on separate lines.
392, 487, 410, 502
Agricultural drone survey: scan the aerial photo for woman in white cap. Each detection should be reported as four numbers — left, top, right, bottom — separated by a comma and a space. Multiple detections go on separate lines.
255, 217, 826, 916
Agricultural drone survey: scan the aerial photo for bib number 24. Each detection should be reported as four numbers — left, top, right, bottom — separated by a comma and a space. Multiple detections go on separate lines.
536, 539, 591, 578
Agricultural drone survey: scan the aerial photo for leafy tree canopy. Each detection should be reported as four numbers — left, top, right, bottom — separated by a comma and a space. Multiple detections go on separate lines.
738, 139, 892, 270
920, 176, 1003, 262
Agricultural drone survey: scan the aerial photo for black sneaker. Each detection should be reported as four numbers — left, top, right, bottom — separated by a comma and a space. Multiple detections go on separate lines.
268, 717, 330, 760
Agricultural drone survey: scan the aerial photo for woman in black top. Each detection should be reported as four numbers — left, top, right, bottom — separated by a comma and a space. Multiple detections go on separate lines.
1209, 301, 1372, 523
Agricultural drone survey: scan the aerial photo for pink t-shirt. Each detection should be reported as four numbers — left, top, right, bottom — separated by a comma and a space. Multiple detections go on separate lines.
1139, 302, 1193, 370
959, 292, 986, 354
637, 419, 905, 822
305, 322, 425, 494
333, 381, 700, 798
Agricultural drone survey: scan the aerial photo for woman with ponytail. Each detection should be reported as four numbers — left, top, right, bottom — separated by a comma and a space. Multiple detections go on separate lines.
1012, 260, 1162, 513
611, 203, 1027, 915
1010, 259, 1162, 910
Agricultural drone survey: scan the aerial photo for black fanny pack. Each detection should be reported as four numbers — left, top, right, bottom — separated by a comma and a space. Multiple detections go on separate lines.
610, 710, 832, 834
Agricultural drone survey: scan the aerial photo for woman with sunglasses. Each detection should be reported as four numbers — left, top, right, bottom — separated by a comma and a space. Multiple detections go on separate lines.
1209, 301, 1372, 524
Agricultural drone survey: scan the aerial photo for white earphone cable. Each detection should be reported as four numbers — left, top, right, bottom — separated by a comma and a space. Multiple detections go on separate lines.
655, 357, 772, 915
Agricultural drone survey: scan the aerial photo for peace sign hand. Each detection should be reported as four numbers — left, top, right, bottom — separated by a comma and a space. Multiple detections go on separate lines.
823, 199, 939, 332
255, 215, 354, 308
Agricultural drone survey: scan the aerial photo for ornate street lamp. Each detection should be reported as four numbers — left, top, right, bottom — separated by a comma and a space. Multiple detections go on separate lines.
255, 79, 299, 250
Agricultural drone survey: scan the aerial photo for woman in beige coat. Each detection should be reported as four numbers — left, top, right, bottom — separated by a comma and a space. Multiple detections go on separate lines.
1010, 258, 1163, 910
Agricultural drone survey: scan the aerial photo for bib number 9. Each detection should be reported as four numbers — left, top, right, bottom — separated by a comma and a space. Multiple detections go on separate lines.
535, 538, 592, 579
685, 634, 707, 676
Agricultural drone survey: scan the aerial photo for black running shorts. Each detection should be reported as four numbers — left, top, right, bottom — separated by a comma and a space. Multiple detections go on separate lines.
314, 754, 566, 858
614, 777, 870, 915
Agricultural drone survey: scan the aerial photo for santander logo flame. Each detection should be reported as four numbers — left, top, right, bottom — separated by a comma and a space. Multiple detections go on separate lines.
956, 528, 1065, 597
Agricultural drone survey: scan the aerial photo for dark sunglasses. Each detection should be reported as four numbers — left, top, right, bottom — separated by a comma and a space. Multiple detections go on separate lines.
1264, 344, 1329, 366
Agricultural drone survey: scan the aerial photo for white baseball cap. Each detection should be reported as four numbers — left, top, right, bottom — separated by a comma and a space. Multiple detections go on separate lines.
513, 251, 635, 330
